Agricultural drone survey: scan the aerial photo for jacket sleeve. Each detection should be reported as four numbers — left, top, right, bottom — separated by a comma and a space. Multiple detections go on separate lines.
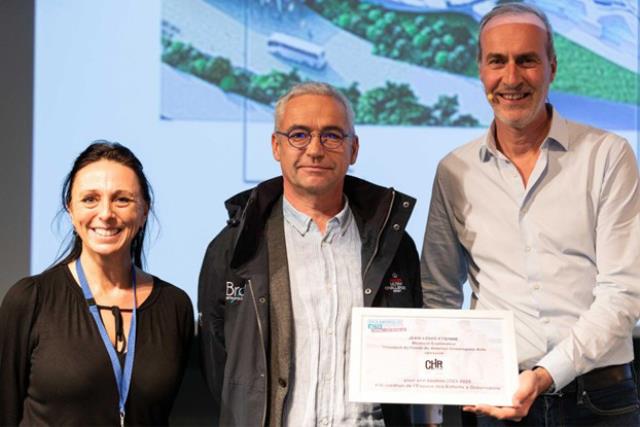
405, 233, 422, 309
197, 234, 229, 421
420, 161, 467, 309
0, 278, 39, 426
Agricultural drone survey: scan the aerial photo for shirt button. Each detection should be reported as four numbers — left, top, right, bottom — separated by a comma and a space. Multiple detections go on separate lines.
327, 329, 333, 335
542, 318, 550, 324
364, 288, 372, 295
533, 283, 540, 290
525, 246, 531, 252
278, 378, 287, 388
321, 418, 329, 425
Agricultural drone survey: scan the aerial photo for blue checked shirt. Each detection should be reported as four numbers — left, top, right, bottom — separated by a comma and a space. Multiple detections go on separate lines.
282, 196, 384, 427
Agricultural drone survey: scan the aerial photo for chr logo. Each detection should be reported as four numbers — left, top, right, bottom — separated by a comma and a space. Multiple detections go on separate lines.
425, 359, 443, 370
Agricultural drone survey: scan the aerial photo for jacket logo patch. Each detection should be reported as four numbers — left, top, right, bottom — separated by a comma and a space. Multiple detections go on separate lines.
384, 273, 406, 294
226, 281, 245, 303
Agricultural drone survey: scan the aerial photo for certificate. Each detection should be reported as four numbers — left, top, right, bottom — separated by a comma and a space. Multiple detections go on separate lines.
349, 308, 519, 406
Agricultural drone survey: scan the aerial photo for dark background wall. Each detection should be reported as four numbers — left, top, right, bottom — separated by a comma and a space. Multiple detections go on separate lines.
0, 0, 33, 302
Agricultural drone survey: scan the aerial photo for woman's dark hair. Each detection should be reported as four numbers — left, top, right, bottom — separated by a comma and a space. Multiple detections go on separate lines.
56, 140, 154, 268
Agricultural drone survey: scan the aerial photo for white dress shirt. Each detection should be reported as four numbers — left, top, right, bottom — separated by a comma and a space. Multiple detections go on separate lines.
421, 108, 640, 390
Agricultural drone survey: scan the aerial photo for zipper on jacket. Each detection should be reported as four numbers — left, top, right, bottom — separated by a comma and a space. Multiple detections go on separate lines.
247, 279, 268, 426
363, 190, 396, 280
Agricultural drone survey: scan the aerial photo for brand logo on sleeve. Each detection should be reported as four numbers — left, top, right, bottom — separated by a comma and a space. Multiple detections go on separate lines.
384, 272, 407, 294
225, 281, 245, 304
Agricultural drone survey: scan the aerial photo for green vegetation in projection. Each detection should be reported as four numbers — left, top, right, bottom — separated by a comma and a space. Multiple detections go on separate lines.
341, 81, 479, 127
551, 33, 639, 105
302, 0, 637, 105
161, 37, 480, 127
304, 0, 478, 76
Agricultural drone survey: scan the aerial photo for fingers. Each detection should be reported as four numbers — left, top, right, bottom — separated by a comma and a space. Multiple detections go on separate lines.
461, 371, 541, 422
463, 404, 524, 421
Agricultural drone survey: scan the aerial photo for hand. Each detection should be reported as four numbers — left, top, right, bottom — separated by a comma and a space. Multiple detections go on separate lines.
462, 368, 553, 421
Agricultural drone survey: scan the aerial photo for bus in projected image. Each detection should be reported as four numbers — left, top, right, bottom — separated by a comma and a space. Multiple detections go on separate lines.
267, 32, 327, 69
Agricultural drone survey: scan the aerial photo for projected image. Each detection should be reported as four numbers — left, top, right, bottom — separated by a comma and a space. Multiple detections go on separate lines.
160, 0, 638, 129
30, 0, 639, 309
160, 0, 638, 183
160, 0, 486, 127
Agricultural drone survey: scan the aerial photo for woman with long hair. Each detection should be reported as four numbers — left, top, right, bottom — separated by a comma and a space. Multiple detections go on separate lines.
0, 141, 193, 426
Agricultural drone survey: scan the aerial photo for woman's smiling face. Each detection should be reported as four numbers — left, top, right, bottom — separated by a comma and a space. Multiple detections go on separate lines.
67, 159, 148, 261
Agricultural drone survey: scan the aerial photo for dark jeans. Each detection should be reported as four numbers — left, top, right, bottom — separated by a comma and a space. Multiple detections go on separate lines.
474, 377, 640, 426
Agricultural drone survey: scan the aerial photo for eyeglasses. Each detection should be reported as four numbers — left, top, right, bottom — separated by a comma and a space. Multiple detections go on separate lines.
274, 129, 353, 150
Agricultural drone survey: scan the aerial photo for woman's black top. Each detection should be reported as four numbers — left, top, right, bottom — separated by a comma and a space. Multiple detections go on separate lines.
0, 264, 194, 426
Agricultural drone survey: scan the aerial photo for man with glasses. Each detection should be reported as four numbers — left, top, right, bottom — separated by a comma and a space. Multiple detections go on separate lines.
199, 82, 436, 426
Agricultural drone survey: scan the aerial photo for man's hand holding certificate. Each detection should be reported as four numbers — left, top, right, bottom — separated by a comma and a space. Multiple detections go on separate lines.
349, 308, 519, 406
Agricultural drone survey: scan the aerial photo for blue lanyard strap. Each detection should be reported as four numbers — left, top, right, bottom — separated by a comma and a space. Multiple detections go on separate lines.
76, 259, 137, 425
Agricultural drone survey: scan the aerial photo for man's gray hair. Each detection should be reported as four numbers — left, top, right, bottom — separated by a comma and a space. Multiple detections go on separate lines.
274, 81, 356, 132
476, 2, 556, 63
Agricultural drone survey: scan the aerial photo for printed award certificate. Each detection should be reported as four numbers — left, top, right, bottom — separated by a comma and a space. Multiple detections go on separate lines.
349, 308, 519, 406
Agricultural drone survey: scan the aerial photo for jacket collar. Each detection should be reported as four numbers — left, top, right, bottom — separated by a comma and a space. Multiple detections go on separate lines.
225, 176, 414, 269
